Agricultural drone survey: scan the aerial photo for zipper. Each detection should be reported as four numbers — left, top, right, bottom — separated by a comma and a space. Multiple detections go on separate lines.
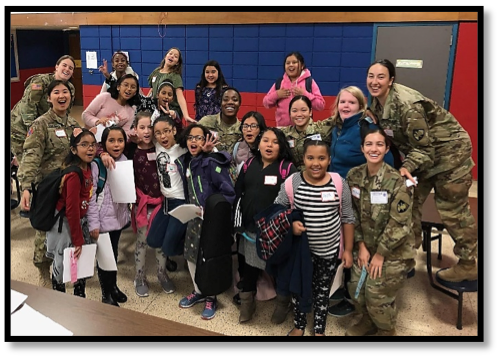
188, 160, 201, 204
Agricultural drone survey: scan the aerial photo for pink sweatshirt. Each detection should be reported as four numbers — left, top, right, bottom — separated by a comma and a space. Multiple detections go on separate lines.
82, 92, 135, 136
262, 68, 326, 127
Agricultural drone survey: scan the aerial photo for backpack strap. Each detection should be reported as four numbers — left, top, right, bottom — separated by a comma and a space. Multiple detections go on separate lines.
275, 77, 283, 90
328, 172, 344, 258
305, 76, 313, 93
279, 160, 293, 181
242, 156, 255, 174
232, 141, 240, 161
284, 173, 297, 210
93, 157, 107, 199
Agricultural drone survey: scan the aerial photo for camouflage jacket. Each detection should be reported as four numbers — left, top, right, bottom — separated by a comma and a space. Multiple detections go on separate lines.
11, 73, 75, 145
18, 109, 80, 191
346, 162, 416, 261
198, 113, 242, 155
280, 118, 335, 171
369, 83, 473, 179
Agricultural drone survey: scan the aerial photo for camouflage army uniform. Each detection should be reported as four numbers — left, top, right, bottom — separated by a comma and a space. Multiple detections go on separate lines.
198, 113, 242, 155
370, 83, 477, 264
280, 118, 335, 171
17, 109, 80, 267
11, 73, 75, 161
346, 162, 416, 331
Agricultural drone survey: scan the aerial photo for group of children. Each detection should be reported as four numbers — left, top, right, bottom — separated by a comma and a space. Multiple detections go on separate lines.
17, 48, 432, 337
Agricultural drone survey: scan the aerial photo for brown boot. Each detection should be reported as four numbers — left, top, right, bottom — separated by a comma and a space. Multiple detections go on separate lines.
372, 328, 396, 336
438, 259, 478, 282
37, 261, 51, 288
239, 291, 256, 323
271, 294, 291, 324
345, 313, 378, 336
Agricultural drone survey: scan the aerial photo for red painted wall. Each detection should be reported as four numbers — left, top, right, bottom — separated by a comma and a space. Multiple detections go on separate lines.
449, 22, 478, 179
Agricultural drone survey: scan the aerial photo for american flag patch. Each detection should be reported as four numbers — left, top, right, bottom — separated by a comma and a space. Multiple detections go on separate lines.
31, 83, 42, 90
27, 127, 34, 137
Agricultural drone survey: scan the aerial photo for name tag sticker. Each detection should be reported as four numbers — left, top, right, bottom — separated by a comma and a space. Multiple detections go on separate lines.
147, 152, 156, 161
321, 191, 335, 202
264, 175, 278, 185
308, 133, 322, 141
384, 129, 394, 137
352, 187, 360, 199
288, 139, 295, 148
152, 76, 157, 83
167, 164, 177, 172
371, 191, 388, 204
55, 129, 66, 138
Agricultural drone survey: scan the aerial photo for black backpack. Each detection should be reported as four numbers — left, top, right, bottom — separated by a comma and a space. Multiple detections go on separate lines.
275, 76, 313, 93
30, 165, 84, 233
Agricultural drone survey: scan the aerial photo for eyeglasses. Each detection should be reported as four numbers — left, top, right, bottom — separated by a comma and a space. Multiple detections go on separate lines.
77, 142, 97, 149
242, 124, 259, 130
154, 129, 173, 137
187, 135, 205, 142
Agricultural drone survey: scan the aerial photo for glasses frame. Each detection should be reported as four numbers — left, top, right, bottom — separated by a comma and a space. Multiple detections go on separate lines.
187, 135, 206, 142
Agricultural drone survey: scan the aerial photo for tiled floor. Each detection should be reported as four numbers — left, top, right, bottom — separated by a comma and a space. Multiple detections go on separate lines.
9, 179, 479, 337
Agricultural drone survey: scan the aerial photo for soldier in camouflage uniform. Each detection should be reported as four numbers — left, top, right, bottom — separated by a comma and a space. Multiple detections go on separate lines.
18, 80, 80, 288
198, 87, 242, 155
345, 127, 416, 336
367, 59, 477, 283
11, 55, 76, 161
279, 95, 334, 171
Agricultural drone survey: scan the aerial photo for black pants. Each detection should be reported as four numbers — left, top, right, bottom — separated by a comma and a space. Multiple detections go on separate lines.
108, 229, 122, 263
238, 255, 261, 293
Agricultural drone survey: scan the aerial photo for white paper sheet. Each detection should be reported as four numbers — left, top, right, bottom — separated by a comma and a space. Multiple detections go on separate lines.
406, 176, 418, 188
62, 244, 97, 283
329, 261, 345, 297
96, 233, 117, 271
168, 204, 203, 224
11, 290, 28, 314
11, 304, 73, 336
86, 51, 98, 69
107, 160, 136, 203
94, 120, 116, 143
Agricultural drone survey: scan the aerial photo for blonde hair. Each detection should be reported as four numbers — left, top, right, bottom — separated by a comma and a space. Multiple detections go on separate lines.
331, 86, 367, 121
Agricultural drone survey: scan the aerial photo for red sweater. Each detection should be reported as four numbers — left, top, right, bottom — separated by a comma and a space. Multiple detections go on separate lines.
55, 166, 93, 247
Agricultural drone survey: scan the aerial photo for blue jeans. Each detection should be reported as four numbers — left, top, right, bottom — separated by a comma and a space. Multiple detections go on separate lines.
147, 198, 187, 257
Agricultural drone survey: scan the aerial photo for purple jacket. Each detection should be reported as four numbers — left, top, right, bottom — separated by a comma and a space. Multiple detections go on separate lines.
176, 151, 236, 208
87, 154, 131, 233
262, 68, 325, 127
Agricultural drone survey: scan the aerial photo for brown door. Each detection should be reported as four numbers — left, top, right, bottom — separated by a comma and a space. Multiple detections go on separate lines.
68, 32, 83, 106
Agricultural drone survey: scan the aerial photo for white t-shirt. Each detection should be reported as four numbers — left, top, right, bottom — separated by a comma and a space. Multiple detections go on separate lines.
154, 142, 187, 200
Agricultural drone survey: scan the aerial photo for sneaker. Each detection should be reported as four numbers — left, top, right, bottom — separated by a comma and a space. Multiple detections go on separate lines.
179, 291, 206, 308
201, 298, 217, 320
158, 275, 175, 294
329, 287, 346, 301
134, 277, 149, 297
328, 299, 355, 317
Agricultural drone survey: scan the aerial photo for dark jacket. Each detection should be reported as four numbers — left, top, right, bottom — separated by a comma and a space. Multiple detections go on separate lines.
254, 204, 313, 313
176, 151, 236, 208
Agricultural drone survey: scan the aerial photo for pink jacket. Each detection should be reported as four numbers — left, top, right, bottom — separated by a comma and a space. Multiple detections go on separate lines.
262, 68, 325, 127
131, 187, 163, 235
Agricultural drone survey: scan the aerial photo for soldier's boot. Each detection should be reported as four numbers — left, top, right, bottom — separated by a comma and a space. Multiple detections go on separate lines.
37, 261, 52, 288
239, 291, 256, 323
73, 279, 86, 298
98, 267, 119, 307
438, 259, 478, 282
372, 328, 397, 336
345, 313, 378, 336
51, 274, 66, 293
271, 294, 291, 324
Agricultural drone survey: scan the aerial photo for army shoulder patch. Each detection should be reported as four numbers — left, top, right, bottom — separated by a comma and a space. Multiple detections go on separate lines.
31, 83, 42, 90
26, 127, 34, 137
412, 128, 425, 141
397, 200, 409, 213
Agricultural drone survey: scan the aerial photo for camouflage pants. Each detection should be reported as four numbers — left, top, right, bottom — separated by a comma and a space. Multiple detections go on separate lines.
412, 168, 477, 261
348, 259, 413, 331
34, 229, 51, 266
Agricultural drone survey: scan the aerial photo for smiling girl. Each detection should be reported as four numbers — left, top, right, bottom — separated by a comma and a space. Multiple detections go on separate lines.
194, 60, 229, 121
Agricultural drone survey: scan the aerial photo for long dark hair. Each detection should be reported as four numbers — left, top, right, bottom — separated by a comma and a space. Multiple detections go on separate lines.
62, 129, 96, 168
195, 60, 228, 106
109, 74, 140, 106
254, 127, 295, 164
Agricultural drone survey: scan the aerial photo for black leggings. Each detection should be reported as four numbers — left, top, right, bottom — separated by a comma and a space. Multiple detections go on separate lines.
108, 229, 123, 263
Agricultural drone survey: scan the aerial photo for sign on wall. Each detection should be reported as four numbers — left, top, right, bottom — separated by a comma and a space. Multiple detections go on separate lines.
11, 31, 20, 82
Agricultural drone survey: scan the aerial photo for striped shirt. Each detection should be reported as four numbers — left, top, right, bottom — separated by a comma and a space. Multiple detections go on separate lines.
275, 172, 355, 258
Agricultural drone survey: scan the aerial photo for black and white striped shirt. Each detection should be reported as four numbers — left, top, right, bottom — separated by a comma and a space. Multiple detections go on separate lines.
275, 172, 355, 258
